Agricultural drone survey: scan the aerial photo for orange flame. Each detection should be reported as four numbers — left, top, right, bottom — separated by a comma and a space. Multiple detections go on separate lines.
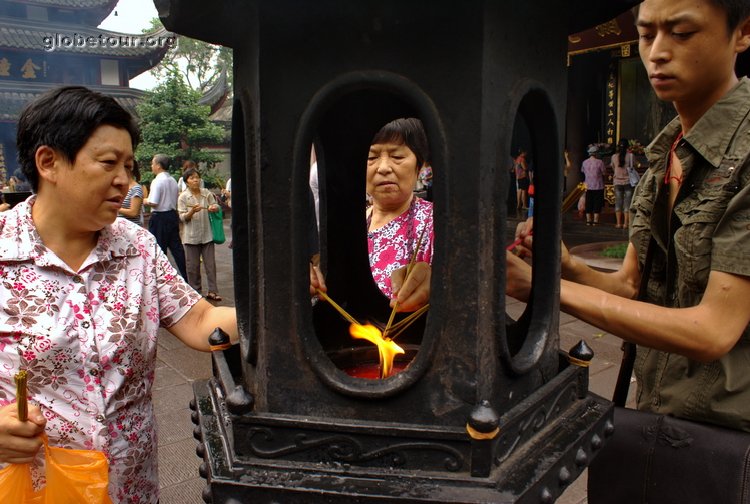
349, 323, 405, 379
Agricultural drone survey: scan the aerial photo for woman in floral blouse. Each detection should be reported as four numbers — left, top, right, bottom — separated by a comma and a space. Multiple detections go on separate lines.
0, 86, 238, 504
311, 117, 433, 313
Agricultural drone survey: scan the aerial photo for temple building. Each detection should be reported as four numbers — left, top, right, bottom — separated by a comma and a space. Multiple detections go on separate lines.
565, 8, 749, 185
0, 0, 173, 184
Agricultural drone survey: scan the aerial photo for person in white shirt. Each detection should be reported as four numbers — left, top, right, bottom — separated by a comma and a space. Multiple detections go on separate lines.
144, 154, 187, 278
222, 177, 232, 208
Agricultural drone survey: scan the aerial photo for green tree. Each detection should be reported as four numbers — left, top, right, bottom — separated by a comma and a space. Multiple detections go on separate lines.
146, 18, 232, 92
135, 69, 225, 187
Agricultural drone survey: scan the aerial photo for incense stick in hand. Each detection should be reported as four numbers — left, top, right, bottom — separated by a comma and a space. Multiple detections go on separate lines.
15, 369, 28, 422
508, 181, 583, 253
316, 289, 360, 326
384, 225, 428, 337
507, 230, 534, 253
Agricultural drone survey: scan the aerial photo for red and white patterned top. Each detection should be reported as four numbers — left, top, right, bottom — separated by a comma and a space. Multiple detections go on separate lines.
368, 197, 434, 299
0, 197, 202, 503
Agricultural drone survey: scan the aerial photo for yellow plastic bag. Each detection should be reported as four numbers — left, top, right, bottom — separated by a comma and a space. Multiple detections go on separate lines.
0, 435, 112, 504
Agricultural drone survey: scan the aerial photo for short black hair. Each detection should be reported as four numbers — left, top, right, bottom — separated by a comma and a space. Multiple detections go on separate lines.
17, 86, 140, 192
371, 117, 430, 169
182, 167, 200, 181
711, 0, 750, 31
634, 1, 750, 32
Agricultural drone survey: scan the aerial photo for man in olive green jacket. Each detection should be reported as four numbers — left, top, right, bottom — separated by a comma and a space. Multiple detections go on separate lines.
507, 0, 750, 432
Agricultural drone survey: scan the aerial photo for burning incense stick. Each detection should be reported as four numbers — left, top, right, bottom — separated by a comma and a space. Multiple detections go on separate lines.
15, 369, 27, 422
506, 231, 534, 252
383, 225, 428, 338
388, 304, 430, 333
316, 289, 360, 326
383, 302, 399, 338
507, 182, 587, 252
562, 182, 586, 213
388, 304, 430, 341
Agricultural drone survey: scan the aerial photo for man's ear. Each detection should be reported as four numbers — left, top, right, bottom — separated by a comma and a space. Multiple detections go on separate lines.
735, 16, 750, 54
35, 145, 61, 186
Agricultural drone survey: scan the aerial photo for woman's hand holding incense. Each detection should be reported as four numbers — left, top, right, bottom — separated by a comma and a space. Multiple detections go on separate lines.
390, 261, 431, 312
0, 402, 46, 464
188, 203, 203, 219
309, 255, 327, 297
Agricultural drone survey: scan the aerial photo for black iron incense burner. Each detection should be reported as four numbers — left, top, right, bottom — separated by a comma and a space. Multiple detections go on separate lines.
158, 1, 639, 502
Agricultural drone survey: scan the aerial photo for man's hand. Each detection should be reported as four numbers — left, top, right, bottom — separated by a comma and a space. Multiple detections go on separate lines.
390, 262, 431, 312
512, 217, 534, 258
560, 241, 575, 278
506, 250, 532, 303
512, 216, 575, 279
0, 403, 46, 464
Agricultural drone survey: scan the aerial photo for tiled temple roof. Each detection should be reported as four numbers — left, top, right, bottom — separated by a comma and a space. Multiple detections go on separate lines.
10, 0, 113, 7
198, 66, 229, 113
0, 17, 174, 57
0, 80, 147, 120
5, 0, 118, 26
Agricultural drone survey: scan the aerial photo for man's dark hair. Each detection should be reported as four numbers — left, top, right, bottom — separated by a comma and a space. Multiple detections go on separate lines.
634, 1, 750, 32
16, 86, 140, 192
371, 117, 430, 170
153, 153, 170, 171
712, 0, 750, 31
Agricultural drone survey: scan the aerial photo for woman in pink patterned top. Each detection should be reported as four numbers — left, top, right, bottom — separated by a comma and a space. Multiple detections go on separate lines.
366, 118, 433, 308
311, 118, 433, 313
0, 87, 238, 504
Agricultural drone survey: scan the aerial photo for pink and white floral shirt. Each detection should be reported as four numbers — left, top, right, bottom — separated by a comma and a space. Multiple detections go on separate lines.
368, 197, 433, 299
0, 197, 202, 504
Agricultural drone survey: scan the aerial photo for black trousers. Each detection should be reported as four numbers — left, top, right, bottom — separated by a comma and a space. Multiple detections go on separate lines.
148, 210, 187, 279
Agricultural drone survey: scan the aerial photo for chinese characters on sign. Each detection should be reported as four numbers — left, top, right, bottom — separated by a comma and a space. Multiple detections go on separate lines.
605, 65, 617, 144
595, 19, 622, 38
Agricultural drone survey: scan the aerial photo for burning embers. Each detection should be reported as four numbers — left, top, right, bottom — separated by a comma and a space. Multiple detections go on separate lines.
315, 226, 429, 380
349, 323, 405, 378
316, 288, 427, 379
